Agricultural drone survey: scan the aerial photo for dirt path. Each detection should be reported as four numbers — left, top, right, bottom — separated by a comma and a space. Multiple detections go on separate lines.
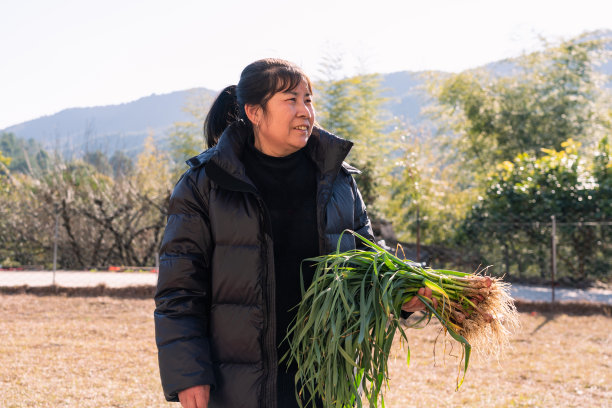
511, 283, 612, 304
1, 270, 611, 304
0, 270, 157, 287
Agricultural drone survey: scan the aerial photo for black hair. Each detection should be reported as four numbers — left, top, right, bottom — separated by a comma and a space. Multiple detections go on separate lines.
203, 58, 313, 148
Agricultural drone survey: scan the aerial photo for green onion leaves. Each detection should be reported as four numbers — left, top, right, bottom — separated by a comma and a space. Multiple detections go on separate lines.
284, 230, 518, 408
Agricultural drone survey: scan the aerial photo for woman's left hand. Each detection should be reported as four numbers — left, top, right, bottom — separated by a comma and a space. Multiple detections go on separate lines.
402, 287, 438, 313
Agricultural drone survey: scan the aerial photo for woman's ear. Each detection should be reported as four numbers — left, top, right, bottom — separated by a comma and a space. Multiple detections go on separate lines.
244, 104, 262, 127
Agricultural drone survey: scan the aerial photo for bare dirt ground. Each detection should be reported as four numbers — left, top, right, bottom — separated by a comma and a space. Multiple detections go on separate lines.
0, 294, 610, 408
387, 311, 611, 407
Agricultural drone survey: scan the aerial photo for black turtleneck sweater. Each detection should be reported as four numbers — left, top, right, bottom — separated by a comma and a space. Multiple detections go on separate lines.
242, 140, 320, 407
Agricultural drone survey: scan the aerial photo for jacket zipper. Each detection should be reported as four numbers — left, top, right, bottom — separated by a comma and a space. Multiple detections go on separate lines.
255, 196, 277, 408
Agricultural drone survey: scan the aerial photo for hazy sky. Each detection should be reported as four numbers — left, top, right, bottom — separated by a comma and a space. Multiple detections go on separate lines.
1, 0, 611, 129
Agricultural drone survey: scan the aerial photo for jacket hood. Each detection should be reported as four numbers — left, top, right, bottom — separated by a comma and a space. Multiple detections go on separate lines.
186, 121, 357, 189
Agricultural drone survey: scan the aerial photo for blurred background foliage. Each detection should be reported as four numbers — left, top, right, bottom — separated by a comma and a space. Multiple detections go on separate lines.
1, 32, 611, 283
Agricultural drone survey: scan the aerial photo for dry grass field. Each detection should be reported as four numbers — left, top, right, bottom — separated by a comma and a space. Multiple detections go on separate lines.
0, 294, 610, 408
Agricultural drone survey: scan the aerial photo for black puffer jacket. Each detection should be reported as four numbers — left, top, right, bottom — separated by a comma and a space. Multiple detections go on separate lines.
154, 122, 374, 407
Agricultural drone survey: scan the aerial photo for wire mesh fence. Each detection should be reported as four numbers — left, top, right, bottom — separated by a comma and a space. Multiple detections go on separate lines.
1, 217, 610, 306
428, 217, 612, 284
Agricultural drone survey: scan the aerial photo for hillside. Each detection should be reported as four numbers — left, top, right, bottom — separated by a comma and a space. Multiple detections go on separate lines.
2, 30, 611, 157
1, 88, 217, 156
0, 73, 429, 157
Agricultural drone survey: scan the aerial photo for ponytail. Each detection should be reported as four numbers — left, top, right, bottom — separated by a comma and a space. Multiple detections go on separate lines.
203, 85, 242, 148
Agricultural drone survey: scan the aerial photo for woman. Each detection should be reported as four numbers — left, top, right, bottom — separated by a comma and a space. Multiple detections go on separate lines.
154, 58, 433, 408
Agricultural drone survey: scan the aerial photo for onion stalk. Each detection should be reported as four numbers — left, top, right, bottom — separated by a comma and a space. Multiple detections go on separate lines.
284, 230, 519, 408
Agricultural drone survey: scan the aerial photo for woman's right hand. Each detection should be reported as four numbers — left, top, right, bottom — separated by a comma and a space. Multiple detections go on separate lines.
402, 287, 438, 313
179, 384, 210, 408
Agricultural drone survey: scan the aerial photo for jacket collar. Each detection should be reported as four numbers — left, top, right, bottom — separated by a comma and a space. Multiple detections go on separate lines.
307, 127, 354, 178
186, 121, 355, 190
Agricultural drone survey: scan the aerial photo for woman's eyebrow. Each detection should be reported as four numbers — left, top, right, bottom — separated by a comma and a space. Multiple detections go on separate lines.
284, 91, 312, 97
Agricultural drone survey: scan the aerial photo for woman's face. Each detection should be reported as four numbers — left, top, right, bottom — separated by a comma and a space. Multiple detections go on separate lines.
247, 80, 315, 157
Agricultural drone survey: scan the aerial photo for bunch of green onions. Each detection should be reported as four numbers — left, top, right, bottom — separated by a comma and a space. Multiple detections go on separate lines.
284, 230, 518, 408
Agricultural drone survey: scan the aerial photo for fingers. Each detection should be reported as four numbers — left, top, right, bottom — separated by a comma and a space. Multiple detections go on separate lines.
417, 287, 438, 310
402, 287, 439, 313
179, 385, 210, 408
417, 287, 433, 301
401, 295, 420, 312
179, 392, 195, 408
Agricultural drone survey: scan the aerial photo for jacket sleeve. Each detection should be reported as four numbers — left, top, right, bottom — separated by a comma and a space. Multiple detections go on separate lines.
154, 169, 216, 402
350, 175, 375, 249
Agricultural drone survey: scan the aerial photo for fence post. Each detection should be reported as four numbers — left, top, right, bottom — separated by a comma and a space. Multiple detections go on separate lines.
53, 204, 59, 286
551, 215, 556, 303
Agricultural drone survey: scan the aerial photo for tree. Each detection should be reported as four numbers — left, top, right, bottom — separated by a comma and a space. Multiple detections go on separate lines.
84, 150, 112, 176
0, 150, 10, 171
0, 151, 13, 262
315, 55, 357, 138
462, 138, 611, 280
315, 57, 393, 214
386, 135, 474, 245
167, 90, 213, 175
135, 135, 172, 194
430, 33, 612, 175
0, 140, 172, 269
109, 150, 134, 179
593, 135, 612, 219
0, 132, 49, 175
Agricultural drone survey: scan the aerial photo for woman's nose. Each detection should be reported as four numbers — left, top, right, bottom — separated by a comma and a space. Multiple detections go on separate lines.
296, 101, 311, 118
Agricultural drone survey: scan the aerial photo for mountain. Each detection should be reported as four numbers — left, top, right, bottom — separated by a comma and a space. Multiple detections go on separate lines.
1, 88, 217, 157
380, 70, 432, 122
2, 30, 611, 157
0, 75, 430, 158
